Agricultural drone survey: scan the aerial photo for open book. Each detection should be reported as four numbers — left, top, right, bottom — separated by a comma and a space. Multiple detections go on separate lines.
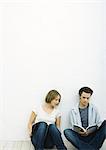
74, 124, 97, 133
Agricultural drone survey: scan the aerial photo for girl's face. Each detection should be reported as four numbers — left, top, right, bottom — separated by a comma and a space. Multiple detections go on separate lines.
50, 95, 60, 107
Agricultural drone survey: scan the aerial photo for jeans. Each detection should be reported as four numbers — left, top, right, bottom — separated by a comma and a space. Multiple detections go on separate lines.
64, 120, 106, 150
31, 122, 67, 150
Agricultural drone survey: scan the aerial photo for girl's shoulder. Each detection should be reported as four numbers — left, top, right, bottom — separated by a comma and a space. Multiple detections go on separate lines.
54, 107, 61, 117
32, 105, 41, 114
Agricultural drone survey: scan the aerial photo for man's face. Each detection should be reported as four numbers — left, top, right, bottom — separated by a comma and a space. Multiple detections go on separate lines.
79, 91, 91, 107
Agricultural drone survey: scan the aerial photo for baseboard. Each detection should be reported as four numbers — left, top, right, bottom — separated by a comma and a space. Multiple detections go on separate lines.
0, 139, 105, 150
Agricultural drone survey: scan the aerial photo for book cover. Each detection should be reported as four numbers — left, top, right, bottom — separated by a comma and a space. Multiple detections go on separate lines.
74, 124, 97, 133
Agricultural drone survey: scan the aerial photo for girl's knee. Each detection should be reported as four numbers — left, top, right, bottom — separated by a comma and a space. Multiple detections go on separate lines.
38, 122, 48, 130
49, 124, 56, 129
49, 124, 59, 132
39, 121, 47, 126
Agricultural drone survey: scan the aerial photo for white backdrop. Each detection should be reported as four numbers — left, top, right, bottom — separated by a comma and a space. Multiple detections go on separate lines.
0, 0, 106, 140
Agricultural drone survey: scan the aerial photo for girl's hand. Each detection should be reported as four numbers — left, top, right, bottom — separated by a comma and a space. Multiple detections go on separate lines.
28, 124, 32, 137
28, 128, 32, 137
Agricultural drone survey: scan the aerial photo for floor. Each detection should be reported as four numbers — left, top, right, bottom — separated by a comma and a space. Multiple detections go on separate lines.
0, 140, 106, 150
0, 141, 34, 150
0, 140, 76, 150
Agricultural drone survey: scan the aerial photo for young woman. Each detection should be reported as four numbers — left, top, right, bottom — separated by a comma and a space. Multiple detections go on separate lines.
28, 90, 67, 150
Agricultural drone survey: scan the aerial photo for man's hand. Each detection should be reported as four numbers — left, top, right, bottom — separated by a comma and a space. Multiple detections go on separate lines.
79, 130, 88, 136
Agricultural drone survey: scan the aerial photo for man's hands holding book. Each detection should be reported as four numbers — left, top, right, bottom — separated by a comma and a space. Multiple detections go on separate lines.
74, 124, 97, 136
79, 129, 89, 136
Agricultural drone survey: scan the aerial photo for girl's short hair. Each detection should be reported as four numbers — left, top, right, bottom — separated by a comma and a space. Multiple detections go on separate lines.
45, 90, 61, 103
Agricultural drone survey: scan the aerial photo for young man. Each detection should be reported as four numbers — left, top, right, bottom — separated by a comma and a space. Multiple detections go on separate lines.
64, 87, 106, 150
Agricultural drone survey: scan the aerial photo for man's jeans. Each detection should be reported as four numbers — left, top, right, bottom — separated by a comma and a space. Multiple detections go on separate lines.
31, 122, 67, 150
64, 120, 106, 150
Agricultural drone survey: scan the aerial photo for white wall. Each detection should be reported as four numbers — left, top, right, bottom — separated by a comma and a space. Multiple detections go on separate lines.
0, 0, 106, 140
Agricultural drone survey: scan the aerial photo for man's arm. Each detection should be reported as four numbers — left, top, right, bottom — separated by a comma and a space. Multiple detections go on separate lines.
69, 109, 88, 136
95, 107, 102, 127
69, 109, 75, 130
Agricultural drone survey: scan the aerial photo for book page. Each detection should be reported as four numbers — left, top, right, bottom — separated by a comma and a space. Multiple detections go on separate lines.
74, 125, 86, 132
86, 125, 97, 133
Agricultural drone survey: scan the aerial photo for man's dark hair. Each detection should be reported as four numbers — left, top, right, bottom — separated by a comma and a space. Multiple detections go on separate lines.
79, 87, 93, 96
